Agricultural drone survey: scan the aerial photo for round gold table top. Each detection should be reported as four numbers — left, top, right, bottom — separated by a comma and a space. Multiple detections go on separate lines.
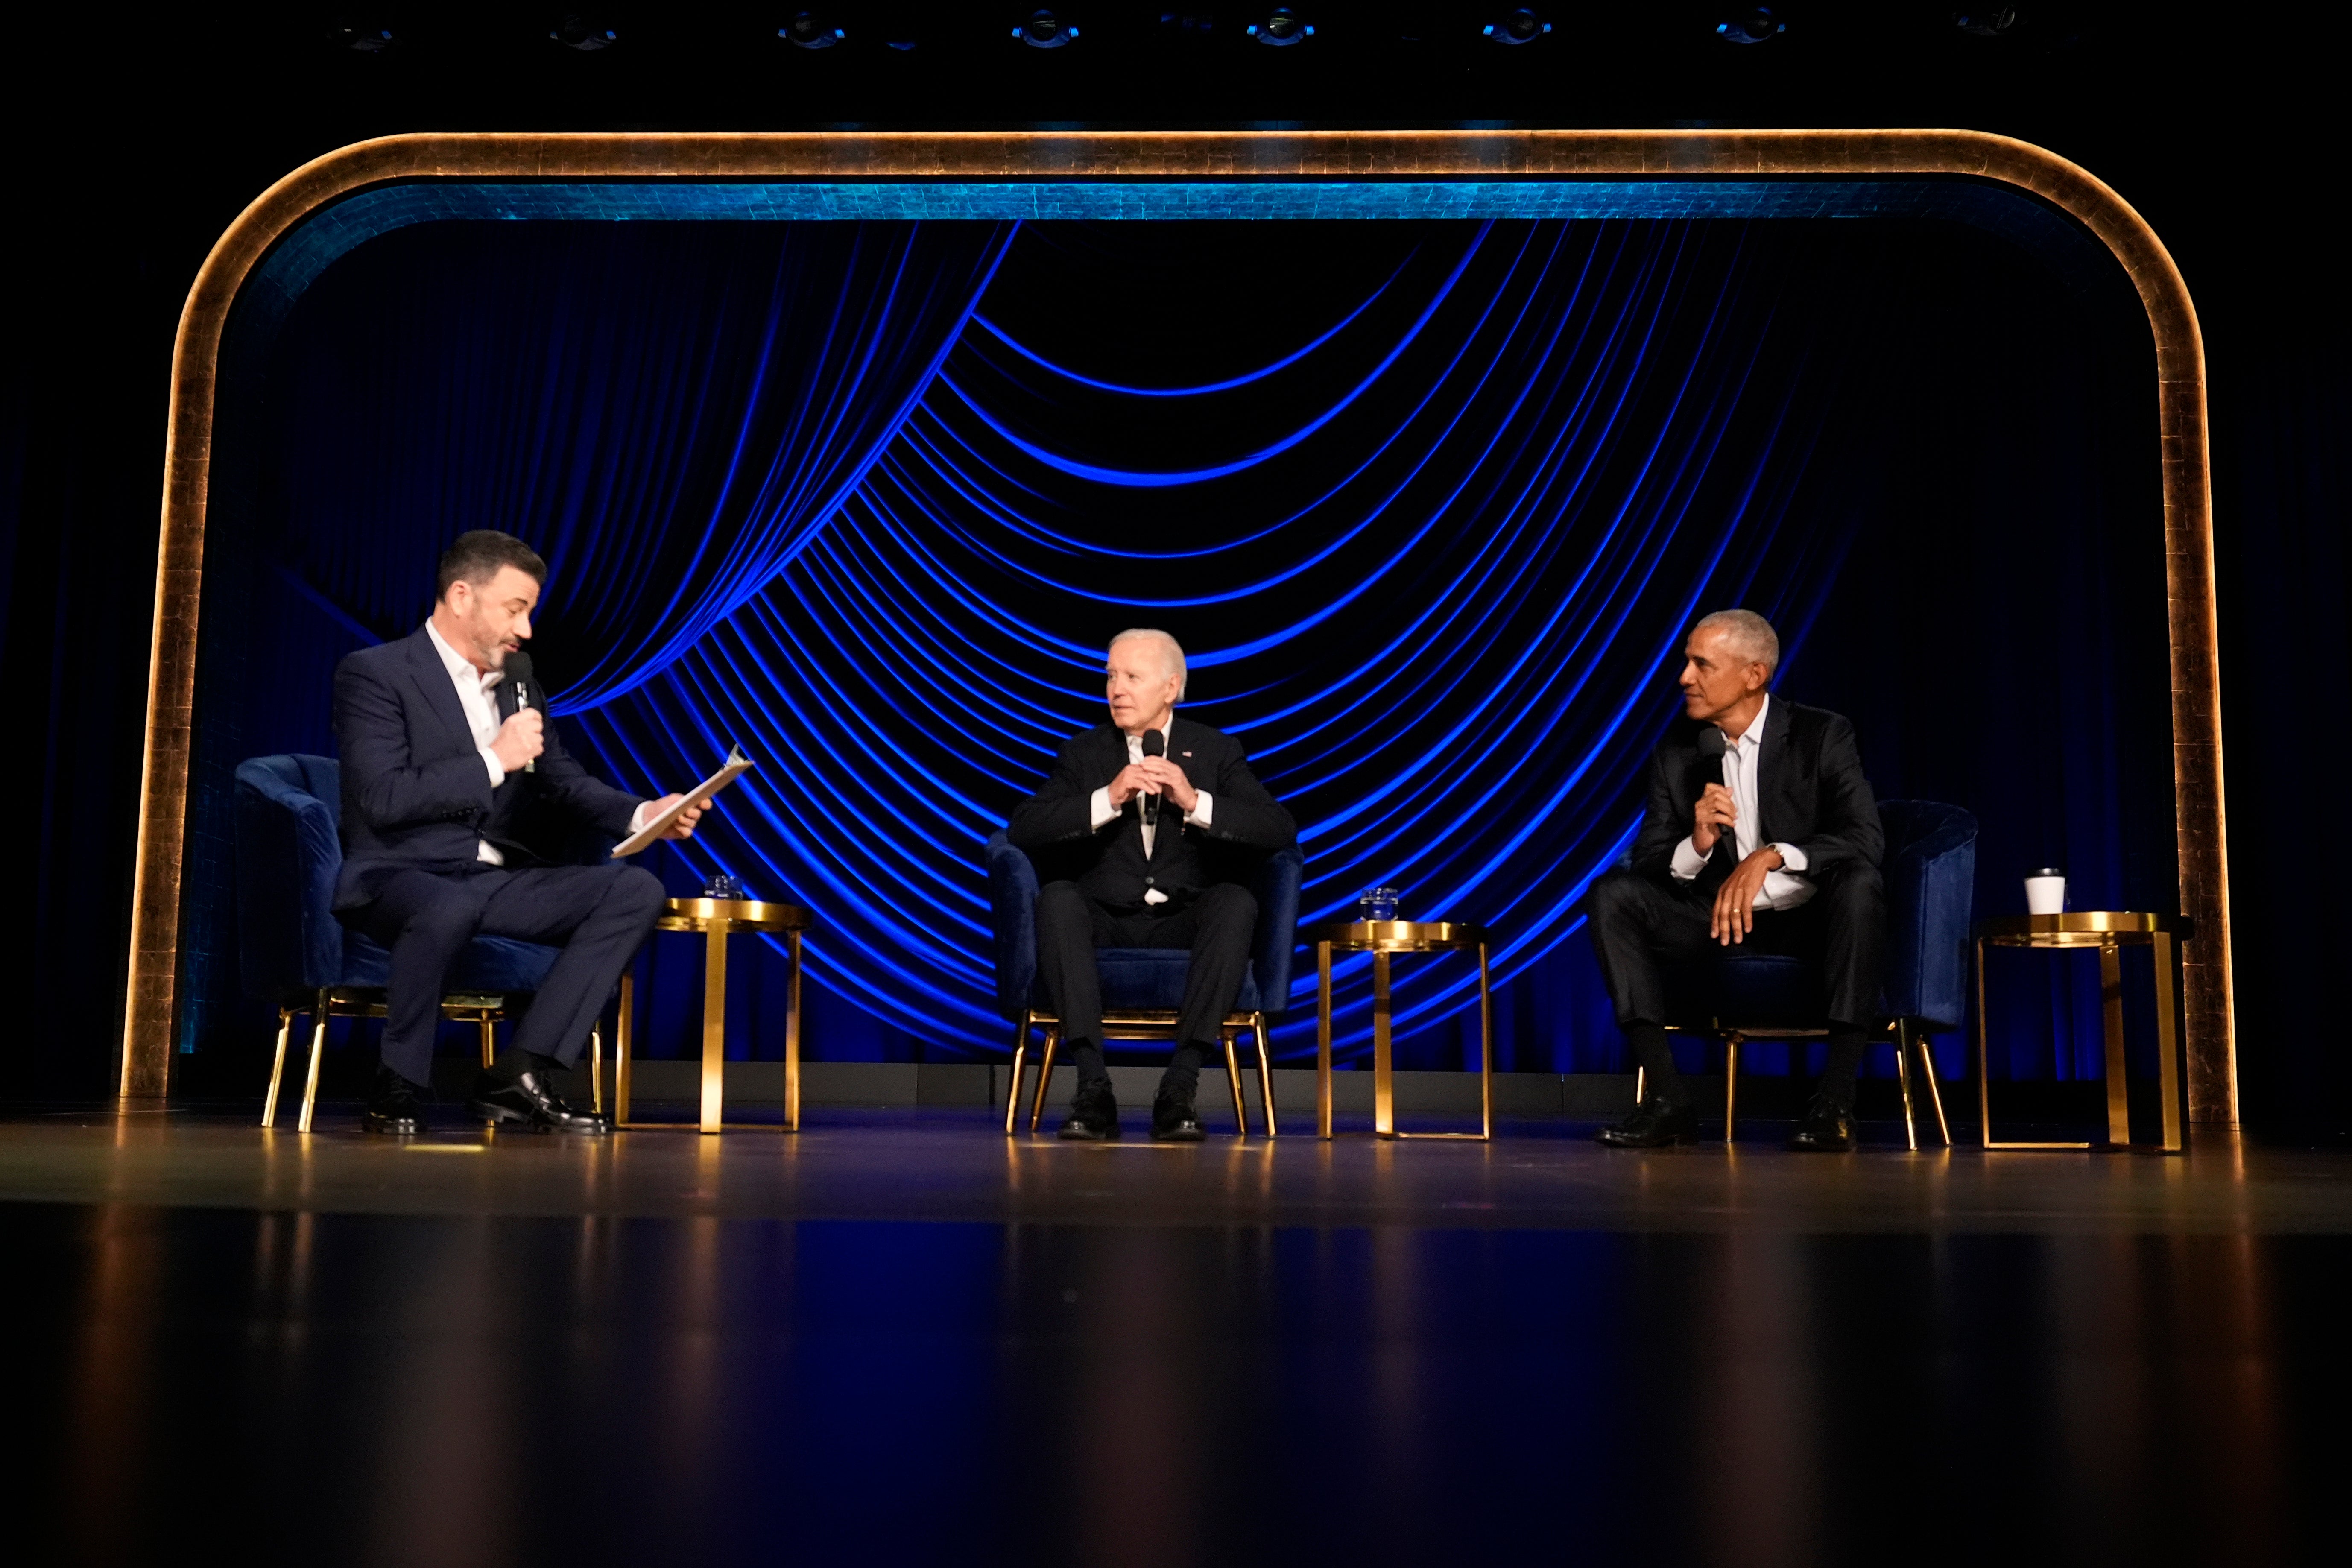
1975, 911, 2188, 948
655, 897, 812, 935
1304, 919, 1488, 953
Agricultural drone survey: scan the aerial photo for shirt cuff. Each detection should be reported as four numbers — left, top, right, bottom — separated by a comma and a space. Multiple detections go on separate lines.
1669, 835, 1708, 881
478, 746, 506, 789
1088, 786, 1117, 831
1770, 841, 1808, 873
628, 801, 658, 834
1185, 790, 1214, 828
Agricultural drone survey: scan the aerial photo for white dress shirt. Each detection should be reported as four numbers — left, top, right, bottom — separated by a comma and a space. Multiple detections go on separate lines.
424, 619, 658, 866
1669, 693, 1815, 911
1086, 724, 1215, 905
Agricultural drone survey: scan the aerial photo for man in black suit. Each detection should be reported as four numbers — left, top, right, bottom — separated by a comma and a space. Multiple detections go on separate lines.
333, 530, 709, 1135
1008, 629, 1298, 1141
1589, 609, 1885, 1151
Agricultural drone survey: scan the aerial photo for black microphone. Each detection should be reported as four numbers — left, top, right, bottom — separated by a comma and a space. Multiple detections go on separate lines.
505, 650, 537, 774
1694, 725, 1727, 855
1694, 724, 1728, 783
1140, 728, 1165, 827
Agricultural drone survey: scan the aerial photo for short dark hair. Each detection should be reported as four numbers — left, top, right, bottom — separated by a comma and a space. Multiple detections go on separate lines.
436, 530, 547, 601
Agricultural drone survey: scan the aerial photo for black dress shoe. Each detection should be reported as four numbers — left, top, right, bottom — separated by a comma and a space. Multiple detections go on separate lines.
1787, 1093, 1856, 1152
1597, 1095, 1697, 1148
467, 1070, 611, 1135
362, 1068, 425, 1136
1151, 1086, 1206, 1142
1058, 1078, 1120, 1141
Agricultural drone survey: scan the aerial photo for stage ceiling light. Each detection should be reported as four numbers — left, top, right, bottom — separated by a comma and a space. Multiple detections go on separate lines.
1012, 9, 1078, 46
549, 12, 619, 50
1954, 7, 2017, 35
1484, 8, 1552, 45
781, 10, 846, 49
326, 19, 394, 53
1715, 7, 1785, 44
1249, 8, 1314, 44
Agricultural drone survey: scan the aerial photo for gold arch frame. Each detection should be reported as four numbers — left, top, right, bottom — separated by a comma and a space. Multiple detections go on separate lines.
123, 129, 2234, 1120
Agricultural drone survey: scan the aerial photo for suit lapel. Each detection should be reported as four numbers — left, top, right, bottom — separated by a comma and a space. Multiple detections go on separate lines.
1756, 696, 1794, 844
404, 629, 481, 760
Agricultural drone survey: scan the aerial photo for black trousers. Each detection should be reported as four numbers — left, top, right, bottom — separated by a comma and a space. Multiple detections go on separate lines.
343, 861, 667, 1086
1033, 880, 1259, 1055
1587, 862, 1885, 1030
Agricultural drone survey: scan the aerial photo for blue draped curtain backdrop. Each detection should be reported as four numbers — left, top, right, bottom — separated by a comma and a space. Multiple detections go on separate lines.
184, 214, 2172, 1084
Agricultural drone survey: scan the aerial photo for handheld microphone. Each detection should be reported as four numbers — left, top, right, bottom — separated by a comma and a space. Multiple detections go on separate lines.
1140, 728, 1165, 827
1694, 725, 1727, 855
1694, 725, 1728, 784
505, 650, 537, 774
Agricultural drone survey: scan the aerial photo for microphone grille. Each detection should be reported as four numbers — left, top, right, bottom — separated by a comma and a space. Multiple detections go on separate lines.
1695, 726, 1727, 761
1141, 728, 1166, 758
503, 650, 535, 685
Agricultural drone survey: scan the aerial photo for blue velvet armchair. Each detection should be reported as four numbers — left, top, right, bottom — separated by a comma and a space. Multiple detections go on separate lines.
1650, 798, 1977, 1147
234, 755, 601, 1130
982, 831, 1304, 1136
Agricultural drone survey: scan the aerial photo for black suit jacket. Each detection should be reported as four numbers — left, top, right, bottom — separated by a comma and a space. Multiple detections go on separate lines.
1629, 698, 1882, 890
1007, 715, 1297, 915
331, 629, 644, 910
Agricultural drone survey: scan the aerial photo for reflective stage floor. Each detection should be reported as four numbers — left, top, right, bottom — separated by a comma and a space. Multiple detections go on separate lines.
9, 1105, 2352, 1565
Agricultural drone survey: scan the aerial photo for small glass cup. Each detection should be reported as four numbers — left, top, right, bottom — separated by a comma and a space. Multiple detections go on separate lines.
1359, 886, 1401, 923
703, 873, 747, 902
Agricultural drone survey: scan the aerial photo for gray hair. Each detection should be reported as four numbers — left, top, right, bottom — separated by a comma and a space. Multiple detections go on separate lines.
1110, 628, 1188, 701
1692, 609, 1780, 677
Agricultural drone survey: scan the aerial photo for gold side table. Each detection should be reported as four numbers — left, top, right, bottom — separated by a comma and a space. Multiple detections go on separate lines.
1973, 912, 2189, 1153
615, 898, 812, 1134
1306, 921, 1493, 1141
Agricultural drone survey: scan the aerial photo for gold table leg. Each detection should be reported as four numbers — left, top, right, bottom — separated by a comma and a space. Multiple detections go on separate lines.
784, 929, 803, 1132
2099, 938, 2130, 1147
1978, 936, 2094, 1150
2152, 931, 2184, 1153
615, 968, 634, 1126
1477, 942, 1493, 1141
1317, 942, 1334, 1140
1372, 949, 1394, 1138
700, 919, 730, 1135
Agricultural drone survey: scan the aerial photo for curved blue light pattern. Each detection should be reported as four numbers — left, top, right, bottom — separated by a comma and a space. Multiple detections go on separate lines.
568, 218, 1857, 1062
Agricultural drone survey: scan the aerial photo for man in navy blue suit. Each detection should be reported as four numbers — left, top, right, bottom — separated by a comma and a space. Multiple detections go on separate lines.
333, 530, 708, 1135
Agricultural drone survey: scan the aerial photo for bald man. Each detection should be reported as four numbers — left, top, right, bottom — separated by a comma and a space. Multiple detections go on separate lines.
1007, 630, 1298, 1141
1587, 609, 1886, 1152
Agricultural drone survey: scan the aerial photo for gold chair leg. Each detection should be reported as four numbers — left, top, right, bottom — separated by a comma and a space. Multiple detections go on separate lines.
1894, 1021, 1919, 1151
1028, 1027, 1060, 1133
298, 989, 330, 1134
589, 1024, 604, 1116
1722, 1033, 1740, 1144
479, 1014, 495, 1071
1005, 1014, 1031, 1137
1253, 1012, 1277, 1137
1222, 1031, 1247, 1138
1919, 1030, 1952, 1145
1634, 1064, 1646, 1104
262, 1006, 294, 1128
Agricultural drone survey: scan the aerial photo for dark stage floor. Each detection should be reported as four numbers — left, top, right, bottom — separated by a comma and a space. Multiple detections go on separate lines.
9, 1106, 2352, 1565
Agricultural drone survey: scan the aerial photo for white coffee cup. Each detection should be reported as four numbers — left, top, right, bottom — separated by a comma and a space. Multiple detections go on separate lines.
2024, 868, 2066, 915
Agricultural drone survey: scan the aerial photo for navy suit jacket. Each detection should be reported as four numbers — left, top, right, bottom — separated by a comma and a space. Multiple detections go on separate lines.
331, 629, 644, 911
1629, 697, 1883, 891
1006, 715, 1296, 915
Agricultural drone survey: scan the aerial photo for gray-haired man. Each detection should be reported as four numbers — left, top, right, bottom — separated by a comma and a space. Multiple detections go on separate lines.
1587, 610, 1887, 1151
1007, 631, 1298, 1141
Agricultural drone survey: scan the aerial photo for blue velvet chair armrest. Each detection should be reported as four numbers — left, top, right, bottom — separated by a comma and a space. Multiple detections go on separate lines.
1878, 799, 1978, 1031
982, 831, 1041, 1022
234, 755, 348, 996
1251, 848, 1305, 1019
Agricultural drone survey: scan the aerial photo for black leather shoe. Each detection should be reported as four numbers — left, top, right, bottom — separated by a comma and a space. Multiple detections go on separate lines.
362, 1068, 425, 1136
467, 1070, 611, 1135
1597, 1095, 1697, 1148
1787, 1093, 1856, 1152
1151, 1086, 1206, 1142
1058, 1078, 1120, 1141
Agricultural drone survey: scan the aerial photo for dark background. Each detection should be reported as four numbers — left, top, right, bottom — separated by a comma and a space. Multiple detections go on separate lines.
1, 3, 2337, 1131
